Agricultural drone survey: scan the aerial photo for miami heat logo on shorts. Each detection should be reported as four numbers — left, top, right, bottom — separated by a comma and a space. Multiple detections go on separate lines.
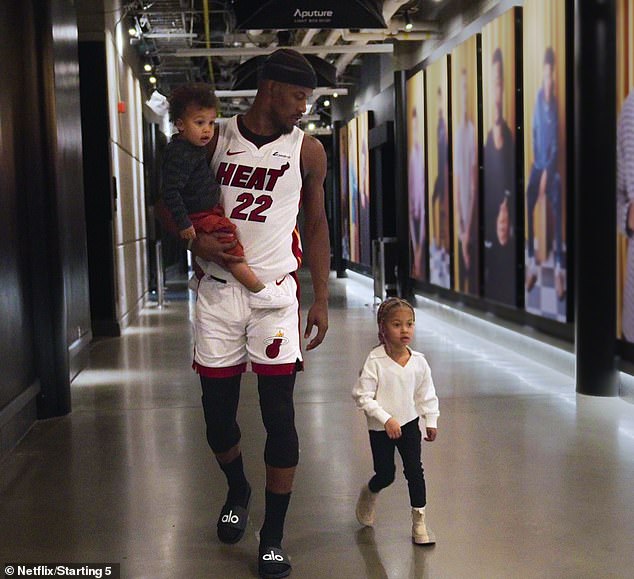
264, 329, 289, 359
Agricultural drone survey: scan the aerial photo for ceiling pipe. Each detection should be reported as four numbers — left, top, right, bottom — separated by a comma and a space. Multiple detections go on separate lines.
354, 17, 440, 35
143, 32, 198, 38
202, 0, 215, 88
300, 29, 319, 46
318, 29, 343, 59
174, 44, 393, 57
341, 31, 434, 42
334, 0, 411, 76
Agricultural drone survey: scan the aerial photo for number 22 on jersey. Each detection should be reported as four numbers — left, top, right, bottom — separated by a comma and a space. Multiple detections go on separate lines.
230, 192, 273, 222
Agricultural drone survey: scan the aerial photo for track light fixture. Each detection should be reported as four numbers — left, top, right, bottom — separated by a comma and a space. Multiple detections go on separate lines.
404, 11, 413, 32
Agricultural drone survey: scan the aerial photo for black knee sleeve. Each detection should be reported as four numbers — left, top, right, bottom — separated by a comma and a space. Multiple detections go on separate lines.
258, 373, 299, 468
200, 374, 242, 454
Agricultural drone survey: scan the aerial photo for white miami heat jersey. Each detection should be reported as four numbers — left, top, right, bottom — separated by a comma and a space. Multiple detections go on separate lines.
209, 115, 305, 283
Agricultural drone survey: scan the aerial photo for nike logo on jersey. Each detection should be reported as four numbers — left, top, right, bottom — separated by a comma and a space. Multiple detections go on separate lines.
227, 150, 246, 156
272, 151, 291, 159
216, 161, 290, 192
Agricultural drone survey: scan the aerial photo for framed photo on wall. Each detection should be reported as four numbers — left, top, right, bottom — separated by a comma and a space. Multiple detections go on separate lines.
523, 0, 568, 322
357, 111, 372, 268
339, 124, 350, 261
481, 9, 518, 306
407, 70, 427, 282
425, 54, 451, 289
347, 117, 360, 263
616, 0, 634, 344
451, 35, 480, 297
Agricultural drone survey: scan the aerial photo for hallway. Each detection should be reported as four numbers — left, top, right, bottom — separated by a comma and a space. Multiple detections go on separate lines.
2, 273, 634, 578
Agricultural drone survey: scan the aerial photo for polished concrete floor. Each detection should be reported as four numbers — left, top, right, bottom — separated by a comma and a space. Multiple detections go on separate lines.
2, 272, 634, 578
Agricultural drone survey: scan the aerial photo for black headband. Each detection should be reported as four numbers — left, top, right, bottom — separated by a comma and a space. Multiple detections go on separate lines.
260, 49, 317, 89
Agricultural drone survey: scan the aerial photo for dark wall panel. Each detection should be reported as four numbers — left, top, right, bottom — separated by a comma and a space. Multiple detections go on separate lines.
79, 41, 118, 336
49, 0, 91, 350
0, 0, 37, 409
31, 0, 91, 415
1, 0, 92, 454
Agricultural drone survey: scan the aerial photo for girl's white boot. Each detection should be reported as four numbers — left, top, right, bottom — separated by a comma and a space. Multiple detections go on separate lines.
411, 506, 435, 544
355, 485, 378, 526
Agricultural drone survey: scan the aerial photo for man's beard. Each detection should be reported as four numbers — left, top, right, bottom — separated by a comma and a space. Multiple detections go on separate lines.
272, 109, 296, 135
280, 123, 294, 135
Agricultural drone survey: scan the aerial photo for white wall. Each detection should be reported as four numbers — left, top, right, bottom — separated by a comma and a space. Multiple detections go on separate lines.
104, 21, 148, 328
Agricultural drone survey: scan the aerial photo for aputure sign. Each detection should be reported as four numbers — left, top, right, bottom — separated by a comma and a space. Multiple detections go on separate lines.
293, 8, 335, 25
234, 0, 386, 30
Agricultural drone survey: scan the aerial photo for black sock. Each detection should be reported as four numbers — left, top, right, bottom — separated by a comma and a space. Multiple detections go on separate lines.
218, 454, 250, 507
259, 490, 291, 548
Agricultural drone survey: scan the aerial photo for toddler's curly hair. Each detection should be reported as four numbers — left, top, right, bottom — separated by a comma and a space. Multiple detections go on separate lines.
168, 83, 218, 123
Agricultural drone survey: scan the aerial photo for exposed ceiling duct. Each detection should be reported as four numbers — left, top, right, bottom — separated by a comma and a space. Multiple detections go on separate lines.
173, 44, 395, 57
333, 0, 410, 76
113, 0, 472, 128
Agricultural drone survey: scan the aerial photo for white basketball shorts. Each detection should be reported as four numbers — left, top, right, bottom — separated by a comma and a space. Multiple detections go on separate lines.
193, 273, 303, 377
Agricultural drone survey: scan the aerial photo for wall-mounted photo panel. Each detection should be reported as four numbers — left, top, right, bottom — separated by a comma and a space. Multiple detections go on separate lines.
617, 0, 634, 342
425, 55, 451, 289
357, 111, 372, 267
523, 0, 567, 322
407, 70, 427, 281
451, 35, 480, 296
481, 9, 518, 306
347, 117, 360, 263
339, 124, 350, 261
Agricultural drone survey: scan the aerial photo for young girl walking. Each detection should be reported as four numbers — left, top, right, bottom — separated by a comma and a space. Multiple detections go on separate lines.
352, 298, 439, 544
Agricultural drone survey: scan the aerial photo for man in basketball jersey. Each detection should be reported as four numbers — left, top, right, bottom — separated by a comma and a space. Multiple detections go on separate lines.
190, 49, 329, 578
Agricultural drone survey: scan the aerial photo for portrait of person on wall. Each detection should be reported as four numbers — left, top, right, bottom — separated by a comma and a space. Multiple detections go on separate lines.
525, 48, 564, 300
617, 90, 634, 341
452, 36, 479, 296
426, 56, 451, 289
348, 117, 360, 263
432, 88, 449, 255
481, 10, 518, 306
523, 0, 567, 322
358, 111, 371, 268
407, 71, 427, 281
482, 42, 517, 306
339, 124, 350, 261
617, 0, 634, 343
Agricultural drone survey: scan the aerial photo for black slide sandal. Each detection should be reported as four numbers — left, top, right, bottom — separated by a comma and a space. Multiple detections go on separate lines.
258, 545, 292, 578
216, 484, 251, 544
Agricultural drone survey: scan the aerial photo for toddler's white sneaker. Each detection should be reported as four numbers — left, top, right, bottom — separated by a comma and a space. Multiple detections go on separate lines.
249, 283, 295, 309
